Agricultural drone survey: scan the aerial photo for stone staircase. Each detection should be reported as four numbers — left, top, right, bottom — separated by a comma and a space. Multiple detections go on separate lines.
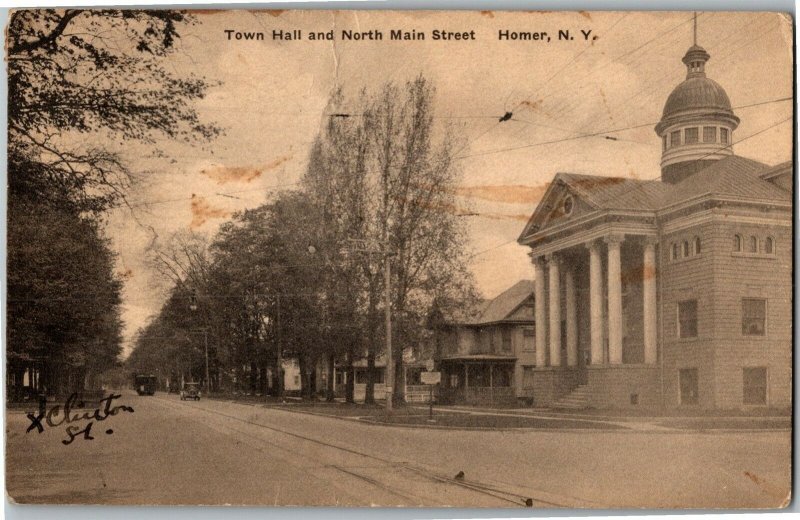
552, 384, 590, 410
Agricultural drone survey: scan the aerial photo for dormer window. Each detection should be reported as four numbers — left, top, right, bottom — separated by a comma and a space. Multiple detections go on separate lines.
685, 127, 699, 144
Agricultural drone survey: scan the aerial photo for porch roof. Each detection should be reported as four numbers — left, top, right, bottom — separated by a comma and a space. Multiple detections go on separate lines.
440, 354, 517, 362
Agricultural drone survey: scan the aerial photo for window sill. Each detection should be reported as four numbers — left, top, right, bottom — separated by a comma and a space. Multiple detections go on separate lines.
669, 253, 702, 265
731, 252, 776, 259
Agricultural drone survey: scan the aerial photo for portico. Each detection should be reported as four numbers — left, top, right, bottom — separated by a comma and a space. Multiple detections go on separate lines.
525, 216, 662, 407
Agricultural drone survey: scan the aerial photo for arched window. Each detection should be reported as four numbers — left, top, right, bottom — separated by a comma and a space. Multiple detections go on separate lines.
682, 240, 690, 258
672, 243, 679, 261
734, 235, 742, 252
749, 236, 758, 253
694, 237, 701, 255
765, 237, 775, 254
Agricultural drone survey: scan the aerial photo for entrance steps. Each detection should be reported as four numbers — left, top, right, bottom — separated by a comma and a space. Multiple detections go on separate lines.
552, 384, 590, 410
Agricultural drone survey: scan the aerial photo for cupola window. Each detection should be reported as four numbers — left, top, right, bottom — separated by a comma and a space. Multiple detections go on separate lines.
694, 237, 701, 255
734, 234, 742, 252
703, 126, 716, 143
682, 241, 690, 258
748, 236, 758, 253
671, 243, 679, 261
670, 130, 681, 147
685, 127, 699, 144
720, 127, 729, 144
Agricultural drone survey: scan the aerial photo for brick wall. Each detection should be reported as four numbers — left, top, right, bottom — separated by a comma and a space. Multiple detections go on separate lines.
586, 365, 661, 408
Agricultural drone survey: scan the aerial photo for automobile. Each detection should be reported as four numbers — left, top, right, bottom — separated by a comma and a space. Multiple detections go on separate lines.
180, 382, 201, 401
134, 374, 157, 396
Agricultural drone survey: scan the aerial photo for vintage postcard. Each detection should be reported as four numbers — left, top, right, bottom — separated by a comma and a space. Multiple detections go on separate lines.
5, 9, 793, 508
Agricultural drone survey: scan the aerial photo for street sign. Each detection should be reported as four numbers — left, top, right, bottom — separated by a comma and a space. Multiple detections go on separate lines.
425, 359, 435, 371
420, 371, 441, 385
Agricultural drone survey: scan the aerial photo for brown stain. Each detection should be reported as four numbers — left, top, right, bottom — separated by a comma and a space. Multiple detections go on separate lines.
744, 471, 761, 485
266, 10, 285, 18
117, 268, 134, 280
393, 194, 530, 222
190, 194, 231, 229
455, 184, 548, 205
201, 155, 292, 185
578, 11, 593, 21
480, 11, 495, 18
520, 99, 543, 112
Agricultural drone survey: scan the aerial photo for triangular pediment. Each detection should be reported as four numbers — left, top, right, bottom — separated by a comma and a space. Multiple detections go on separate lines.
517, 174, 598, 242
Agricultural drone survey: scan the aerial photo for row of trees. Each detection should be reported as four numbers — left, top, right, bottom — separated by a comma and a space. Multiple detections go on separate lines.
7, 10, 218, 398
127, 78, 477, 402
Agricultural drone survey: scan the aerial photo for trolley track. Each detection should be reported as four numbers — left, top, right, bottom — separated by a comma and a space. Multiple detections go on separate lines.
154, 395, 577, 507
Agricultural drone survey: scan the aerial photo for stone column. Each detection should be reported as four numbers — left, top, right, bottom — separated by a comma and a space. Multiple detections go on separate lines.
547, 254, 561, 367
605, 235, 624, 365
588, 241, 603, 365
643, 237, 658, 364
565, 267, 578, 367
532, 256, 547, 368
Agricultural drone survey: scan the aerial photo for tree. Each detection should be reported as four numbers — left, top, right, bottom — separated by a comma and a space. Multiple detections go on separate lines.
8, 9, 219, 214
7, 9, 219, 397
304, 77, 476, 404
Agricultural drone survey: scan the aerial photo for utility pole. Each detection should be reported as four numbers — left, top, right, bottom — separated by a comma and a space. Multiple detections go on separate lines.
276, 294, 284, 400
384, 253, 393, 414
203, 328, 210, 395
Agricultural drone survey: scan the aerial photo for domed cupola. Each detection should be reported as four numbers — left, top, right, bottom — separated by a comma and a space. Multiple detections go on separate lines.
655, 40, 740, 183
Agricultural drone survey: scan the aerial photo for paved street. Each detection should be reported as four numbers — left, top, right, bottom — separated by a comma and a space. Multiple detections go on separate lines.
6, 391, 791, 508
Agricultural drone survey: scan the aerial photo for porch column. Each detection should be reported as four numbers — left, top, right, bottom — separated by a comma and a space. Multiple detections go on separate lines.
587, 241, 603, 365
547, 254, 561, 367
606, 235, 624, 365
565, 268, 578, 367
532, 256, 547, 368
643, 237, 658, 364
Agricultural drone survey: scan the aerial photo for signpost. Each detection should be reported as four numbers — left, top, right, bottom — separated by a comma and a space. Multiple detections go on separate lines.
420, 369, 441, 421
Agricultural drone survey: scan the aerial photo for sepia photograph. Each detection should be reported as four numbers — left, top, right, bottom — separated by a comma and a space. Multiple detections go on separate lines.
4, 8, 794, 509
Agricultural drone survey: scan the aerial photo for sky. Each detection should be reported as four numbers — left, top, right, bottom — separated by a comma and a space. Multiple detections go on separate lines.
104, 10, 794, 357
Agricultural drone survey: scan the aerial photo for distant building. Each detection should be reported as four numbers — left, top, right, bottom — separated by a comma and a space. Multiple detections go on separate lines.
517, 40, 791, 409
436, 280, 536, 405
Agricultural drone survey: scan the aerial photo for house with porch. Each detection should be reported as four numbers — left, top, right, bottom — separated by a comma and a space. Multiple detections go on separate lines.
436, 280, 536, 405
517, 40, 792, 409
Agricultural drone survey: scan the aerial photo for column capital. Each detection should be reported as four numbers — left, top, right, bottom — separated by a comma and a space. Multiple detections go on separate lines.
545, 252, 560, 266
585, 239, 602, 252
529, 252, 546, 267
604, 234, 625, 247
643, 235, 660, 247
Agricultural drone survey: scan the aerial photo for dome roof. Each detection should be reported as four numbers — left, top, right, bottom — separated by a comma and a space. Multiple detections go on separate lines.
662, 76, 734, 119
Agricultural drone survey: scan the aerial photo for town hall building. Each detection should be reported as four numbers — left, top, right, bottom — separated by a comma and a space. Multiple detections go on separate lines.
517, 41, 792, 409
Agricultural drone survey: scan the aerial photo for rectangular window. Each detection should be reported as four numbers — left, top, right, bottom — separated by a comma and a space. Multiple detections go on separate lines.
679, 368, 699, 405
670, 130, 681, 147
720, 127, 729, 144
522, 366, 535, 388
662, 135, 667, 151
703, 126, 716, 143
742, 298, 766, 336
501, 328, 512, 352
678, 300, 698, 338
684, 127, 699, 144
743, 367, 767, 405
522, 327, 535, 352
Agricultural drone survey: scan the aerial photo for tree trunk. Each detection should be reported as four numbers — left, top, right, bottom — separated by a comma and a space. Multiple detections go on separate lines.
326, 352, 335, 402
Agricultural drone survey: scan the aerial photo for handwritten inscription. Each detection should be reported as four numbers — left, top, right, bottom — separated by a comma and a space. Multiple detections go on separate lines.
25, 393, 134, 445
